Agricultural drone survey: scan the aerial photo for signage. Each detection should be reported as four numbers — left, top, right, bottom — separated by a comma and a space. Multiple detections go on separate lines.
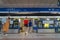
0, 8, 60, 13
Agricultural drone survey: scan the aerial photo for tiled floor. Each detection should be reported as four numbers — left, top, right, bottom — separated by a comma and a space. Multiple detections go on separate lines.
1, 38, 60, 40
0, 33, 60, 40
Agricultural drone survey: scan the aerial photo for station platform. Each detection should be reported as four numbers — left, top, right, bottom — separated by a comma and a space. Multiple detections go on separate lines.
0, 33, 60, 40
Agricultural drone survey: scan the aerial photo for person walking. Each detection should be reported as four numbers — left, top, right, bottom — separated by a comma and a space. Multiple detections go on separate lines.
18, 19, 21, 33
28, 19, 32, 33
0, 20, 2, 32
2, 17, 10, 36
23, 17, 29, 35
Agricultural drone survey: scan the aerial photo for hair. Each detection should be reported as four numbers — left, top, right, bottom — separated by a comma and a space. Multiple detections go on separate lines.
29, 20, 31, 21
25, 16, 28, 19
8, 17, 10, 19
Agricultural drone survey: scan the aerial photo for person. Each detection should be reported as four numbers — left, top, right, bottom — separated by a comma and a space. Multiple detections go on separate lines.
10, 18, 13, 29
33, 24, 38, 33
0, 20, 2, 32
24, 18, 29, 27
23, 17, 29, 35
28, 19, 32, 33
2, 17, 10, 36
18, 19, 21, 33
1, 17, 6, 34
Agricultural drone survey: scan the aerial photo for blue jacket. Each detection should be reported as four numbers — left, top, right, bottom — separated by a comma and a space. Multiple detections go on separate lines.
29, 21, 32, 27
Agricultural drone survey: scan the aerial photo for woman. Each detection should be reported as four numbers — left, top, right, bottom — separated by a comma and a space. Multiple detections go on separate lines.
2, 17, 10, 36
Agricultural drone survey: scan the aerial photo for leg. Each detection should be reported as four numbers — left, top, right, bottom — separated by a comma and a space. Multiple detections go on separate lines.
30, 27, 33, 33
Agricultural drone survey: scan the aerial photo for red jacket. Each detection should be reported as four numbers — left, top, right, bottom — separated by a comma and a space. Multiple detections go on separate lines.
24, 19, 29, 24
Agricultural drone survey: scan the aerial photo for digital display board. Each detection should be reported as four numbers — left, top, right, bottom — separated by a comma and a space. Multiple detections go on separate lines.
43, 20, 54, 24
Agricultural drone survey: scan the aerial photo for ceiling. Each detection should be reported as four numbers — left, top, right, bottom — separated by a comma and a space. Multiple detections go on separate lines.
0, 0, 58, 8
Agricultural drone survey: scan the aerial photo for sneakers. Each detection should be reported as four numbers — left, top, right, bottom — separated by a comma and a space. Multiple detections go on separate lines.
4, 34, 8, 36
25, 32, 28, 36
3, 34, 8, 36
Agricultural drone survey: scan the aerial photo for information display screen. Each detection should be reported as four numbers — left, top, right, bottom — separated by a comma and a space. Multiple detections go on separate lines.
43, 20, 54, 24
43, 20, 54, 28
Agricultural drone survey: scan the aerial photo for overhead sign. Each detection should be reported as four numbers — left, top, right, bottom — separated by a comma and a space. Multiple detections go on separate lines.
0, 8, 60, 13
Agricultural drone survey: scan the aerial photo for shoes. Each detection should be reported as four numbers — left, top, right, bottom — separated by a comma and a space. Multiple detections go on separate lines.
25, 32, 28, 36
3, 34, 8, 36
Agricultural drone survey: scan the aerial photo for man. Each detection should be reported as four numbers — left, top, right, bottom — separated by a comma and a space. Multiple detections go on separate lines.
23, 17, 29, 35
28, 19, 32, 33
10, 18, 13, 29
18, 19, 21, 33
0, 20, 2, 32
24, 18, 29, 27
